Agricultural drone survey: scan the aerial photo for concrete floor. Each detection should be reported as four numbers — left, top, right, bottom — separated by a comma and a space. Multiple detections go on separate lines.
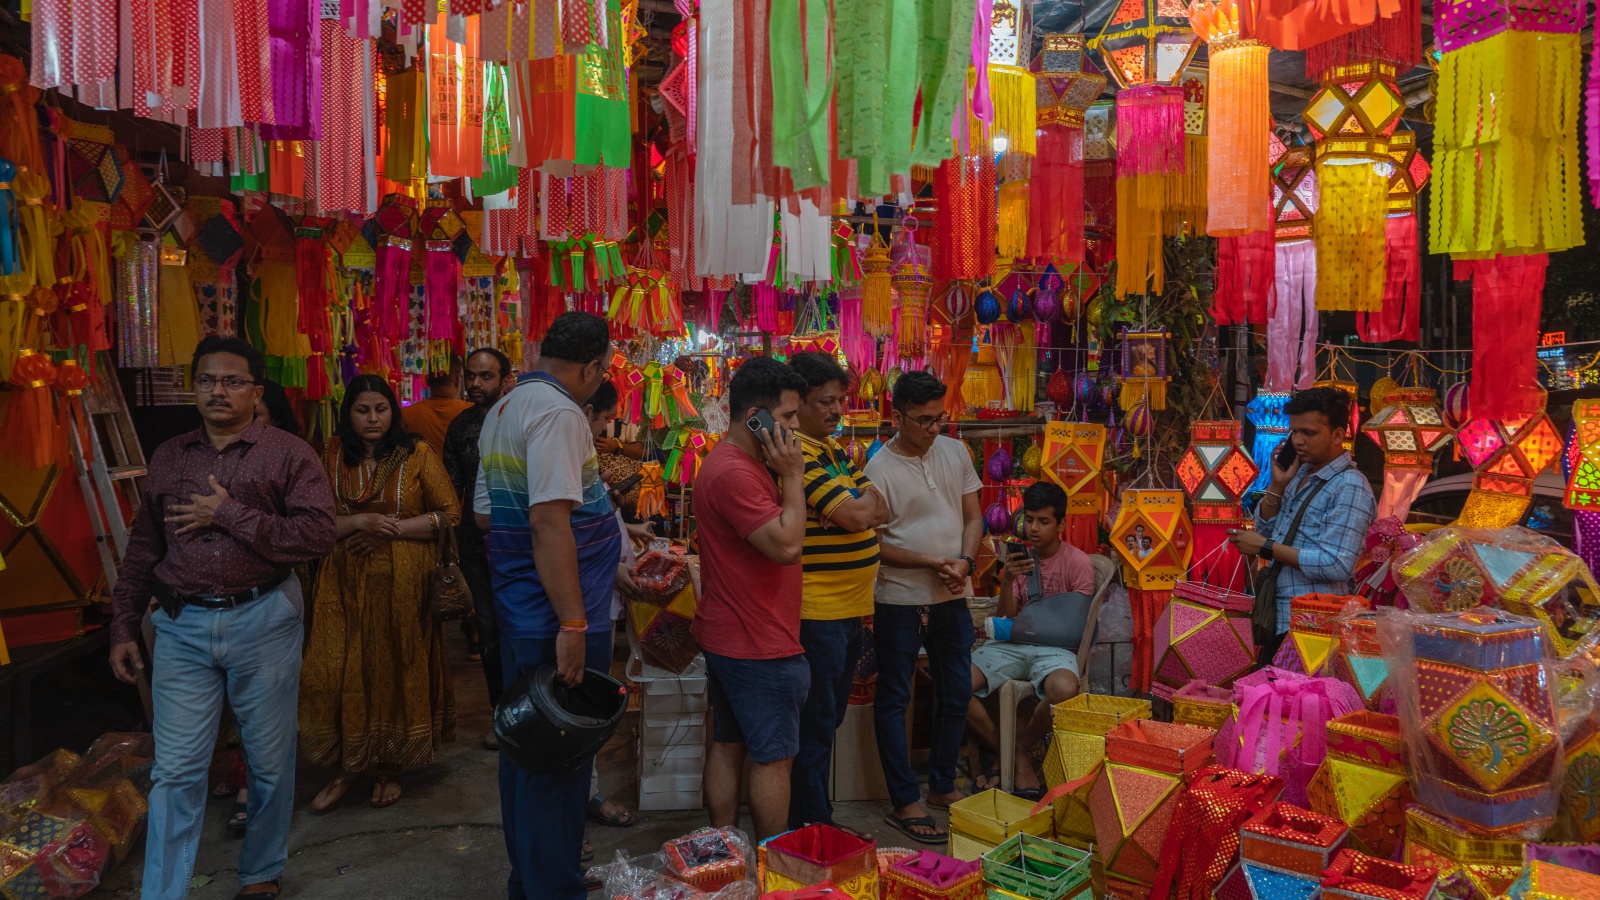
94, 637, 946, 898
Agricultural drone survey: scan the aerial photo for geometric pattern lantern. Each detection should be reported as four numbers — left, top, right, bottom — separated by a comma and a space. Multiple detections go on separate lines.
1042, 420, 1107, 554
1270, 131, 1319, 243
1384, 130, 1431, 215
1030, 34, 1108, 266
1307, 711, 1413, 860
973, 0, 1040, 158
1112, 489, 1195, 693
1360, 130, 1432, 344
1566, 399, 1600, 511
1361, 385, 1453, 520
1454, 405, 1563, 529
1088, 720, 1216, 897
1177, 419, 1259, 591
1092, 0, 1202, 177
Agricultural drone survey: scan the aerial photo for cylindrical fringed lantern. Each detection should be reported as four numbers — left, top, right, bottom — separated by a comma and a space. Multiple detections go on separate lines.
1214, 225, 1275, 325
967, 0, 1039, 159
1189, 0, 1271, 236
1029, 34, 1106, 266
934, 151, 997, 281
1360, 130, 1432, 342
1457, 254, 1549, 423
893, 221, 934, 361
1303, 60, 1403, 312
1430, 0, 1586, 258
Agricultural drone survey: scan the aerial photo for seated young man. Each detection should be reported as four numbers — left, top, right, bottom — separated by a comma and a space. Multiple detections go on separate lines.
966, 482, 1097, 796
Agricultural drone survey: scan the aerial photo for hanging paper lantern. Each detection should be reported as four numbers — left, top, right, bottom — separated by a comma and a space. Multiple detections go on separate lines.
1303, 60, 1403, 312
1006, 287, 1033, 322
1442, 382, 1471, 429
1359, 130, 1432, 342
1041, 421, 1107, 554
861, 235, 895, 337
985, 500, 1014, 534
1099, 383, 1117, 410
1454, 401, 1563, 529
1092, 0, 1201, 177
1030, 35, 1106, 265
968, 0, 1039, 158
1088, 720, 1217, 897
943, 281, 974, 321
1431, 1, 1585, 257
1361, 385, 1453, 520
1176, 420, 1260, 592
975, 288, 1003, 325
986, 447, 1014, 481
1150, 582, 1257, 699
1189, 0, 1272, 236
1111, 489, 1195, 693
1244, 392, 1292, 505
1021, 444, 1044, 479
1118, 327, 1170, 411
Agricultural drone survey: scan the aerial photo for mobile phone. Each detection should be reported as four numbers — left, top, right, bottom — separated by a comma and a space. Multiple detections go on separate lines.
1005, 541, 1028, 560
1276, 440, 1298, 470
746, 408, 783, 441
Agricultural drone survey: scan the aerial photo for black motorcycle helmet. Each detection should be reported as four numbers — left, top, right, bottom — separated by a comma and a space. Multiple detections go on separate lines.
495, 665, 628, 775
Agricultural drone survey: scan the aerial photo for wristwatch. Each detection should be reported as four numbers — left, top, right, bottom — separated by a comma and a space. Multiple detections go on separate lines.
1258, 539, 1276, 560
958, 555, 976, 574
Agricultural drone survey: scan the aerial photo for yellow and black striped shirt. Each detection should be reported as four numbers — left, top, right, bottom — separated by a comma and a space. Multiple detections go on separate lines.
799, 432, 881, 620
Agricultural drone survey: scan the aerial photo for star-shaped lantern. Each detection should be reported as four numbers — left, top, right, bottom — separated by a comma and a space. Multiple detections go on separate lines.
1270, 130, 1319, 242
1091, 0, 1202, 91
1385, 130, 1431, 215
1177, 420, 1259, 526
1042, 421, 1106, 516
1455, 402, 1564, 528
1363, 387, 1452, 469
1035, 34, 1108, 129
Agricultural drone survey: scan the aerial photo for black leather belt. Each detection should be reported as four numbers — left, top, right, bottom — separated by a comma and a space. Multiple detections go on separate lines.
154, 574, 289, 619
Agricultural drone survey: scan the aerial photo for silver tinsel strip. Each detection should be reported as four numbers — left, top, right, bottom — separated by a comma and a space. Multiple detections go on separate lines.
116, 240, 161, 368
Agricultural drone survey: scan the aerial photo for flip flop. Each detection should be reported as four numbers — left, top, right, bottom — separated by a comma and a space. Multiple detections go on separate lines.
1011, 786, 1045, 802
227, 801, 248, 839
582, 841, 595, 863
370, 776, 401, 809
883, 813, 946, 846
587, 797, 637, 828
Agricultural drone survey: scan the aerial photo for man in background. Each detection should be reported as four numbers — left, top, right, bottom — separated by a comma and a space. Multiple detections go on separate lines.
403, 355, 473, 454
785, 352, 888, 829
693, 357, 810, 840
443, 347, 516, 749
865, 370, 983, 845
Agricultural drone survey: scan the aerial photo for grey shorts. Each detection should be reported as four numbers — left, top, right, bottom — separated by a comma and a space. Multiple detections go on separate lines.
972, 641, 1079, 700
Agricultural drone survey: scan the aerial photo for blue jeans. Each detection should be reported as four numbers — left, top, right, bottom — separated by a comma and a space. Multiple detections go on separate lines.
143, 576, 305, 899
499, 630, 613, 900
874, 601, 974, 810
789, 617, 862, 828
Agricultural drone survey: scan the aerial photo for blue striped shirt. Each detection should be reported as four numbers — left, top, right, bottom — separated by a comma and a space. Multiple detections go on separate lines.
1254, 453, 1376, 634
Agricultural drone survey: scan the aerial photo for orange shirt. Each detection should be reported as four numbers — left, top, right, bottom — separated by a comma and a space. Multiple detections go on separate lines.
402, 398, 473, 455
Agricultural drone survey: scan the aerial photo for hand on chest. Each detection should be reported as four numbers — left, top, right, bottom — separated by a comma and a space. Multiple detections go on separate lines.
161, 454, 277, 517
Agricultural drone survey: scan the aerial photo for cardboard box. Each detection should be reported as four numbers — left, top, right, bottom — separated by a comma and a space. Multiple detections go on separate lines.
831, 703, 889, 802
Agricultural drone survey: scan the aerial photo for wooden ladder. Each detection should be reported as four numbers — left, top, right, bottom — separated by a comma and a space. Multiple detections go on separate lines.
67, 353, 147, 595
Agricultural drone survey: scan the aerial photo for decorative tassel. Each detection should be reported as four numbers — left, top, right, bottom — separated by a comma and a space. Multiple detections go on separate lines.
965, 65, 1037, 157
11, 171, 56, 291
1214, 225, 1274, 324
1303, 0, 1422, 80
636, 461, 666, 519
1115, 176, 1164, 298
1313, 160, 1387, 311
996, 180, 1029, 259
1115, 85, 1186, 178
1028, 125, 1086, 264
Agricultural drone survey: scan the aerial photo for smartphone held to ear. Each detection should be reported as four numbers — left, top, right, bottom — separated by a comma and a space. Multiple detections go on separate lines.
746, 408, 785, 442
1276, 439, 1297, 470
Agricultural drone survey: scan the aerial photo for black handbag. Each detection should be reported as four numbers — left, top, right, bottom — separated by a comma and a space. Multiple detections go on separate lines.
1006, 549, 1095, 650
1250, 477, 1330, 648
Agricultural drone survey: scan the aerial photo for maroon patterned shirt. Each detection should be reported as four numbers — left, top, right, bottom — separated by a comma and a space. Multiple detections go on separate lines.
110, 418, 337, 645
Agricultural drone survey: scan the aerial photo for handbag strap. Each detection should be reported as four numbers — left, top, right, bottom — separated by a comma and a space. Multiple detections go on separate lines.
433, 512, 458, 565
1261, 474, 1332, 586
1026, 547, 1043, 605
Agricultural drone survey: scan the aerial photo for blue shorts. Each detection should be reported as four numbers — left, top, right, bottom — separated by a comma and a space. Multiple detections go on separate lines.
704, 650, 810, 763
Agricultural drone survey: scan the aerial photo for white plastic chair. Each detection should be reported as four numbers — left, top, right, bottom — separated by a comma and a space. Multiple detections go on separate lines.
998, 555, 1119, 792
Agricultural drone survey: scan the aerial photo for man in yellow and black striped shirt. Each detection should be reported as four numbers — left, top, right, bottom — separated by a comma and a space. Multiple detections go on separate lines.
786, 352, 889, 829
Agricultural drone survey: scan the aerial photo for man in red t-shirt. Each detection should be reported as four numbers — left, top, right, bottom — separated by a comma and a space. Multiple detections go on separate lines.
691, 357, 810, 839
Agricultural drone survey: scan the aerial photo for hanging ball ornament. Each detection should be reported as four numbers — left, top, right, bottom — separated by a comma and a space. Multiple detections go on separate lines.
1048, 368, 1074, 408
1099, 382, 1117, 410
1021, 444, 1043, 478
1074, 372, 1097, 407
865, 438, 885, 464
1443, 382, 1471, 429
975, 288, 1003, 325
1012, 509, 1028, 539
1368, 377, 1400, 414
1007, 287, 1033, 323
1034, 284, 1061, 323
1128, 402, 1154, 438
1086, 297, 1105, 331
984, 500, 1013, 534
943, 282, 972, 321
986, 447, 1014, 482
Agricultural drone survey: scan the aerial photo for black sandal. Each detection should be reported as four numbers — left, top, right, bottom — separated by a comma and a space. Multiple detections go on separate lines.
234, 882, 279, 900
882, 813, 947, 845
227, 801, 248, 838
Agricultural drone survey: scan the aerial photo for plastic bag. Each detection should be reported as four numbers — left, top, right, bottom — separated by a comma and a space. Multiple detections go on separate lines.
663, 827, 755, 892
1326, 607, 1398, 714
1377, 607, 1565, 839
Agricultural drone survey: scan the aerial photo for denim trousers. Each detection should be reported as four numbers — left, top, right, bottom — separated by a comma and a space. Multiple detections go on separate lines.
460, 555, 504, 707
873, 600, 974, 809
143, 576, 305, 900
789, 617, 862, 828
499, 630, 612, 900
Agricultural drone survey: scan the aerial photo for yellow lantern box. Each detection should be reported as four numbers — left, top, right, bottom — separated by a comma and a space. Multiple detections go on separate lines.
1042, 695, 1153, 848
1270, 593, 1370, 677
1172, 680, 1235, 732
946, 789, 1053, 862
1402, 806, 1524, 900
1307, 710, 1413, 860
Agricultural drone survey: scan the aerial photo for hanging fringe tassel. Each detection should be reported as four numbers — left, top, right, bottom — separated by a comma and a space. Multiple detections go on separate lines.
933, 153, 997, 280
1206, 41, 1272, 236
997, 180, 1029, 259
1314, 160, 1387, 311
1027, 126, 1086, 264
1115, 85, 1186, 178
861, 236, 894, 337
966, 65, 1037, 157
1214, 226, 1275, 325
1430, 31, 1583, 257
1358, 214, 1420, 341
1115, 176, 1165, 298
1304, 0, 1422, 80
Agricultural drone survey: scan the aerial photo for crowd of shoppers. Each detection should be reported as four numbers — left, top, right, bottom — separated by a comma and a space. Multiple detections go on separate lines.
109, 317, 1377, 900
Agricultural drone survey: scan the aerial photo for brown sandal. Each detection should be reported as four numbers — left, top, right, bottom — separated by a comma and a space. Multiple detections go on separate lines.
310, 772, 358, 813
370, 775, 401, 809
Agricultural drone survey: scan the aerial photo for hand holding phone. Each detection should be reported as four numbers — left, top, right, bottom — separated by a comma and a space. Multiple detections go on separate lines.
1271, 438, 1300, 487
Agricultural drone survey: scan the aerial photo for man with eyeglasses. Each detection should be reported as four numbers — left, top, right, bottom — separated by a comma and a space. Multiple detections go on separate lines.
864, 370, 983, 844
109, 336, 336, 900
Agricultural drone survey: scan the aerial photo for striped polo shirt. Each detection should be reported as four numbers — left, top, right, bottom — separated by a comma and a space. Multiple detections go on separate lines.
799, 432, 881, 620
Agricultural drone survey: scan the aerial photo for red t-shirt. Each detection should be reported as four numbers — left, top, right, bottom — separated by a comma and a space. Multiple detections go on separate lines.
691, 441, 804, 659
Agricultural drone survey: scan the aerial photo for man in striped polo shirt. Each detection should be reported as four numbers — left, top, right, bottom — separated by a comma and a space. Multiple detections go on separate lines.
785, 352, 889, 828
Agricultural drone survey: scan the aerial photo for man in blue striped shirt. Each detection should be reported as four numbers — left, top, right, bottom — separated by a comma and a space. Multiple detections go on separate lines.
1230, 386, 1376, 662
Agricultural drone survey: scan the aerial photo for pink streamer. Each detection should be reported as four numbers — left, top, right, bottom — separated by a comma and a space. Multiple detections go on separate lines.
1115, 85, 1186, 178
425, 244, 462, 342
1267, 241, 1317, 391
259, 0, 322, 140
375, 243, 412, 341
1588, 56, 1600, 208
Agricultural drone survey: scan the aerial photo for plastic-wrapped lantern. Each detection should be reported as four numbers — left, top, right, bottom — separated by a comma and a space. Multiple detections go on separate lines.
985, 500, 1013, 534
1048, 368, 1074, 408
1007, 287, 1033, 322
986, 447, 1014, 481
1074, 372, 1097, 407
1442, 382, 1471, 429
1021, 444, 1043, 478
976, 288, 1003, 325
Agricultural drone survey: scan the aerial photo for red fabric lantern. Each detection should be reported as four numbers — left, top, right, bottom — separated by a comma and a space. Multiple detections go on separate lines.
1455, 254, 1548, 423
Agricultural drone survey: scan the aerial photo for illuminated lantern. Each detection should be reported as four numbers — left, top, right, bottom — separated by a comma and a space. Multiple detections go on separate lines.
1118, 327, 1169, 411
969, 0, 1038, 158
1361, 385, 1453, 520
1566, 399, 1600, 577
1430, 0, 1586, 258
1188, 0, 1271, 236
1176, 420, 1259, 592
1402, 805, 1525, 900
1271, 593, 1370, 676
1244, 391, 1291, 505
1267, 132, 1320, 391
1042, 421, 1106, 554
1307, 711, 1413, 860
1359, 130, 1431, 343
1454, 402, 1563, 528
1112, 489, 1195, 693
1302, 60, 1403, 312
1029, 35, 1106, 265
1088, 720, 1216, 897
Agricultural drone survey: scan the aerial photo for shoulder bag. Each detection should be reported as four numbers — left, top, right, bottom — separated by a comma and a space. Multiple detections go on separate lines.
429, 513, 474, 621
1007, 549, 1095, 650
1251, 476, 1330, 648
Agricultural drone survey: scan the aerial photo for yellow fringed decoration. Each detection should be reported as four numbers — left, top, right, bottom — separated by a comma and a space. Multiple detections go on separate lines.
993, 322, 1037, 412
896, 291, 928, 357
1116, 176, 1166, 298
635, 461, 666, 519
1314, 160, 1387, 311
965, 65, 1038, 157
1430, 31, 1584, 258
1120, 381, 1168, 412
1128, 135, 1209, 237
1204, 40, 1272, 236
997, 180, 1030, 259
861, 236, 894, 337
961, 343, 1003, 411
12, 171, 57, 292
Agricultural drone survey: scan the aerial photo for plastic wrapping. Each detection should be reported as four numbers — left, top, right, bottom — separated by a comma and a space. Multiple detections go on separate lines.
1271, 594, 1371, 677
1401, 804, 1524, 900
1327, 608, 1398, 714
1214, 667, 1364, 807
664, 827, 756, 892
627, 547, 700, 674
1553, 637, 1600, 842
597, 841, 758, 900
1377, 607, 1565, 839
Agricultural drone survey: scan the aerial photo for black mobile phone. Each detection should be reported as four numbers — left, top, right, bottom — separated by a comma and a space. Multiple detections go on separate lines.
746, 408, 782, 441
1276, 439, 1298, 470
1005, 540, 1028, 560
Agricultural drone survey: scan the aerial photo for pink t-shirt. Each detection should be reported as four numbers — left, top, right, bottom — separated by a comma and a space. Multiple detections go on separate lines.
691, 441, 804, 659
1011, 543, 1098, 610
